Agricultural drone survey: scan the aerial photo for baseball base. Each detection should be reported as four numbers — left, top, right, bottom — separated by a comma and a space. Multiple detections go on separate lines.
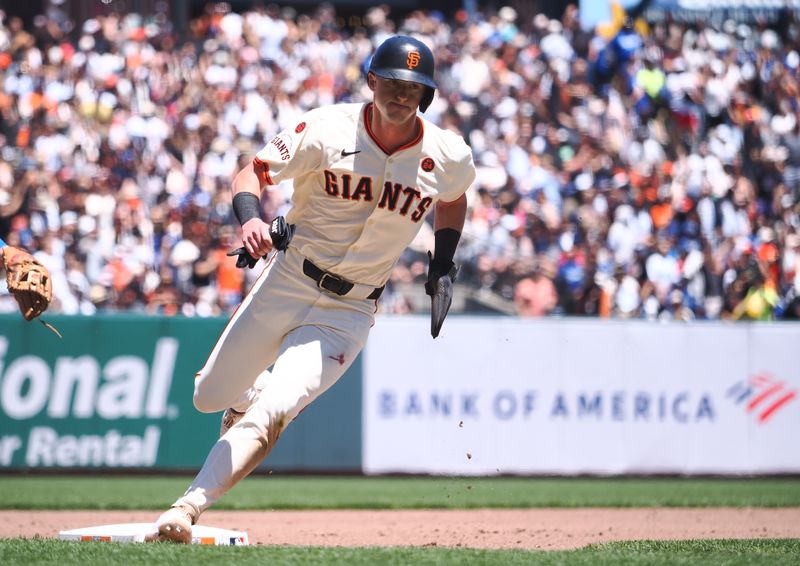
59, 523, 249, 545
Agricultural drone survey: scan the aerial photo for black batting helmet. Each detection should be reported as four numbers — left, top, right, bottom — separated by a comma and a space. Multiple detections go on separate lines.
369, 35, 436, 112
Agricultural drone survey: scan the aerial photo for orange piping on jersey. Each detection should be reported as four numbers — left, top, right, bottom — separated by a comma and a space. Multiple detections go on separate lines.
369, 298, 379, 328
363, 103, 424, 156
253, 156, 275, 185
195, 253, 279, 380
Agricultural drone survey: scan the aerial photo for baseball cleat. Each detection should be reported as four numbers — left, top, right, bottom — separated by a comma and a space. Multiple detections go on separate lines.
155, 505, 195, 544
220, 407, 245, 437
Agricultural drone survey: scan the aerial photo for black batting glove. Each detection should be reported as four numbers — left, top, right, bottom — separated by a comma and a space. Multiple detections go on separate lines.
228, 216, 296, 269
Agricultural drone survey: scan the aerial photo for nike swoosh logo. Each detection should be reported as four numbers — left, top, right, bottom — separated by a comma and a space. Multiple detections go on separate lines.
341, 149, 361, 157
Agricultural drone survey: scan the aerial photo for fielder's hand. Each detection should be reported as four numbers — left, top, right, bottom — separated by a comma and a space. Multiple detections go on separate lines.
425, 251, 458, 339
2, 246, 52, 321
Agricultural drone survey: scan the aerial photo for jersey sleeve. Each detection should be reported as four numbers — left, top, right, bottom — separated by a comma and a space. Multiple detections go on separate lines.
438, 135, 477, 203
253, 109, 326, 186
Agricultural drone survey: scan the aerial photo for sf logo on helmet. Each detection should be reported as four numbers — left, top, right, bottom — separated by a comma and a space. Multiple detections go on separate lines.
406, 51, 420, 69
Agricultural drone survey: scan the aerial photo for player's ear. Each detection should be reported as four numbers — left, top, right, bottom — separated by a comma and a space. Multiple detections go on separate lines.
367, 71, 377, 92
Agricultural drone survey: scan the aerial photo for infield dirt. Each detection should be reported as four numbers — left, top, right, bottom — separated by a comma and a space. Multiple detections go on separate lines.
1, 508, 799, 549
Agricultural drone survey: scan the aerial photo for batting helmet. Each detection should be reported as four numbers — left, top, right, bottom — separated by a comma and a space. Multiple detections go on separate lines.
369, 35, 436, 112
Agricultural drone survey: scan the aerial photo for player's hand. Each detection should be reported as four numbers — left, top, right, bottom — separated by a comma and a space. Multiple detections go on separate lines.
229, 216, 295, 269
241, 218, 273, 259
425, 252, 458, 339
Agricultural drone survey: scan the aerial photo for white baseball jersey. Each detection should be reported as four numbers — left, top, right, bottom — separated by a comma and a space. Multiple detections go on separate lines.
253, 102, 476, 286
171, 103, 475, 517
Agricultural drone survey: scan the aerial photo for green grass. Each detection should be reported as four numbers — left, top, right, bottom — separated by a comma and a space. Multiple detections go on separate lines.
0, 476, 798, 510
0, 538, 798, 565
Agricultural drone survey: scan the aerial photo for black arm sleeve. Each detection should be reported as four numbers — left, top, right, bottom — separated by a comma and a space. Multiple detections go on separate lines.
232, 192, 261, 226
430, 228, 461, 273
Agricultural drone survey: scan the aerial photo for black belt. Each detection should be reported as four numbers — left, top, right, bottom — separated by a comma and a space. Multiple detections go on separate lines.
303, 259, 384, 300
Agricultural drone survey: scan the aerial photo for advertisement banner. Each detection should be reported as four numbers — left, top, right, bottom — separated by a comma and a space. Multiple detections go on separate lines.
0, 315, 221, 469
644, 0, 800, 22
363, 317, 799, 475
0, 314, 362, 471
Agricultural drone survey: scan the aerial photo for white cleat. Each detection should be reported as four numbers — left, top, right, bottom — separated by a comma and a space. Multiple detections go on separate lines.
155, 505, 195, 544
220, 407, 245, 437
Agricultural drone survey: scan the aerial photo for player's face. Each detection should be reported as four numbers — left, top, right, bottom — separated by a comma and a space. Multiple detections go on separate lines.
369, 74, 424, 125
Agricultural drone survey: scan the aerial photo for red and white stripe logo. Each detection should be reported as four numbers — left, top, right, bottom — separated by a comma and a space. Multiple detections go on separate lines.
727, 373, 797, 423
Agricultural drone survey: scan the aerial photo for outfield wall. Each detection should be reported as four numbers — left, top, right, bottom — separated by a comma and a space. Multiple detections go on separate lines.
364, 317, 799, 475
0, 314, 797, 474
0, 315, 362, 471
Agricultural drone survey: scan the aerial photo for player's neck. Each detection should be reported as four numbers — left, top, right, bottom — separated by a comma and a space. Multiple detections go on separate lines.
367, 103, 420, 154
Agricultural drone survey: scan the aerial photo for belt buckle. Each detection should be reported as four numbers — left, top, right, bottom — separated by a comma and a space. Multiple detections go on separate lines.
318, 272, 341, 293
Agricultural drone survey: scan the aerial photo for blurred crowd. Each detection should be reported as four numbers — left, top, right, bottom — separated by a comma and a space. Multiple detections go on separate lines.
1, 1, 799, 321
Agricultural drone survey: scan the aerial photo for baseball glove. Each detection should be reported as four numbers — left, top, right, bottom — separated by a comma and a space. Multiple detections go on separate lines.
2, 247, 52, 321
425, 251, 459, 339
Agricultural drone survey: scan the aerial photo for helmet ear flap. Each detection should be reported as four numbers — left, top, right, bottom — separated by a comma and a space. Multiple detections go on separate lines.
419, 87, 434, 113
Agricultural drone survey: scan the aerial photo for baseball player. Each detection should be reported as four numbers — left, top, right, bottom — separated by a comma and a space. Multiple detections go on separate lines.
155, 35, 476, 543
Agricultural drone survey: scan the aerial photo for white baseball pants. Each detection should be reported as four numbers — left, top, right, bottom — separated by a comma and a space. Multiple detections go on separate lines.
175, 246, 376, 516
